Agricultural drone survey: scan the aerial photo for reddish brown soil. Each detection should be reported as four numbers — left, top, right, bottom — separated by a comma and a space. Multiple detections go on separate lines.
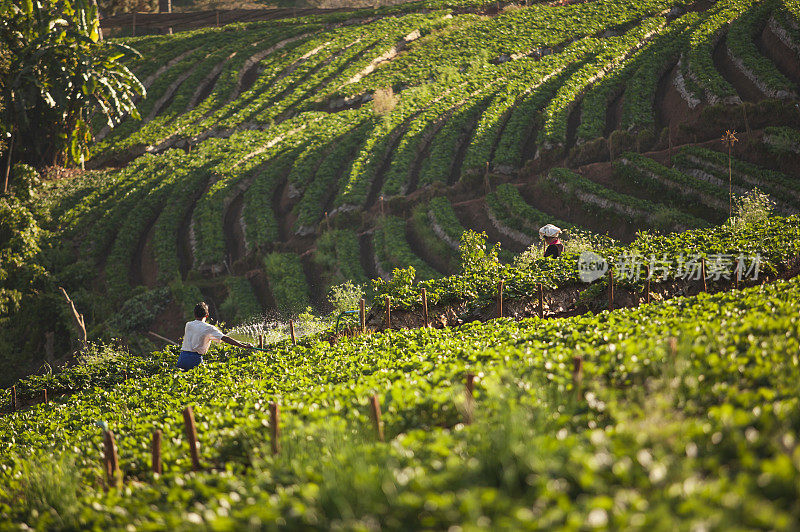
246, 268, 276, 310
129, 216, 159, 288
712, 35, 763, 103
223, 193, 247, 268
518, 178, 638, 241
359, 232, 380, 280
760, 21, 800, 89
452, 197, 527, 253
657, 62, 699, 137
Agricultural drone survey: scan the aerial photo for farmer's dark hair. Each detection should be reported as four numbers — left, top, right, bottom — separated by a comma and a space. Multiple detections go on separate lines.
194, 302, 209, 319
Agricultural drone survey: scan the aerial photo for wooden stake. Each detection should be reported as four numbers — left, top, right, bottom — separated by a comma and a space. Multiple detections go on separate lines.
43, 389, 48, 404
359, 298, 366, 332
11, 385, 16, 412
421, 288, 429, 327
216, 9, 220, 26
182, 406, 201, 471
104, 430, 122, 489
369, 395, 384, 442
497, 280, 504, 318
538, 283, 544, 319
608, 269, 614, 311
289, 320, 296, 345
269, 402, 280, 455
701, 258, 707, 292
258, 334, 264, 348
152, 430, 162, 474
384, 296, 391, 329
572, 356, 583, 398
645, 265, 651, 304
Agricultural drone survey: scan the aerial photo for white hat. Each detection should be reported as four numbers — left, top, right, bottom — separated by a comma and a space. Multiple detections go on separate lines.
539, 224, 561, 239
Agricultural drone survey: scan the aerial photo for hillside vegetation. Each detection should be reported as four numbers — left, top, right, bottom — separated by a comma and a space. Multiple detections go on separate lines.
2, 0, 800, 384
2, 231, 800, 526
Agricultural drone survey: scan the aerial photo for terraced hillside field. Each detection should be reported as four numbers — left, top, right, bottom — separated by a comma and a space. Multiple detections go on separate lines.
33, 0, 800, 363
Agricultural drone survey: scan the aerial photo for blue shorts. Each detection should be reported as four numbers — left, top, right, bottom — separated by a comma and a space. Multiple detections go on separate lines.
176, 351, 203, 371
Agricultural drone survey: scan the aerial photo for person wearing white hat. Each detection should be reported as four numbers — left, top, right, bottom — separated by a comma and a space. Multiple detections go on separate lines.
539, 224, 563, 258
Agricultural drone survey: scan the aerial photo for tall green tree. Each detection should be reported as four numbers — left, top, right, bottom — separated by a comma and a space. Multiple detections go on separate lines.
0, 0, 145, 191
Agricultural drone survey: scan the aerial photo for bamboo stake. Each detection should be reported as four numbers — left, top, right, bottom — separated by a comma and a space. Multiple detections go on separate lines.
421, 288, 429, 327
538, 283, 544, 319
497, 280, 504, 318
572, 356, 583, 399
11, 385, 17, 412
269, 402, 280, 455
384, 296, 391, 329
152, 430, 162, 474
369, 395, 384, 442
359, 298, 366, 332
258, 334, 264, 349
289, 320, 296, 345
182, 406, 201, 471
645, 265, 651, 304
104, 430, 122, 489
701, 258, 707, 292
43, 389, 48, 404
608, 269, 614, 311
215, 9, 220, 26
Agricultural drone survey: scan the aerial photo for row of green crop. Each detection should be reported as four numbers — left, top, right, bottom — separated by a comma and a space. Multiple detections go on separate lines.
312, 229, 368, 288
192, 115, 328, 271
373, 214, 800, 311
263, 252, 311, 316
92, 27, 279, 158
726, 0, 797, 99
293, 120, 370, 233
465, 39, 601, 172
681, 0, 758, 105
218, 13, 449, 134
485, 183, 571, 245
673, 145, 800, 205
427, 196, 466, 251
613, 152, 729, 219
220, 276, 263, 325
5, 263, 800, 527
580, 14, 700, 141
540, 168, 707, 234
764, 125, 800, 156
373, 215, 440, 280
344, 0, 694, 98
538, 17, 667, 150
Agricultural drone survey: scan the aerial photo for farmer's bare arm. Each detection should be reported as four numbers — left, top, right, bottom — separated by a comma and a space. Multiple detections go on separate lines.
221, 336, 253, 349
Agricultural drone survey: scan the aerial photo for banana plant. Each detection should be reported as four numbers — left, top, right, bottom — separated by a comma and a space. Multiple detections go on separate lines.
0, 0, 144, 187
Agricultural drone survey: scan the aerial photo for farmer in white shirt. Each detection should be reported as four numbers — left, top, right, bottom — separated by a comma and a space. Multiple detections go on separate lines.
177, 302, 254, 371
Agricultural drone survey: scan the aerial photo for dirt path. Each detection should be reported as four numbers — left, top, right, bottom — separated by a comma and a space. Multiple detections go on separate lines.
759, 20, 800, 90
359, 231, 380, 281
712, 35, 762, 103
223, 193, 247, 269
246, 268, 276, 311
604, 89, 625, 137
129, 217, 160, 288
